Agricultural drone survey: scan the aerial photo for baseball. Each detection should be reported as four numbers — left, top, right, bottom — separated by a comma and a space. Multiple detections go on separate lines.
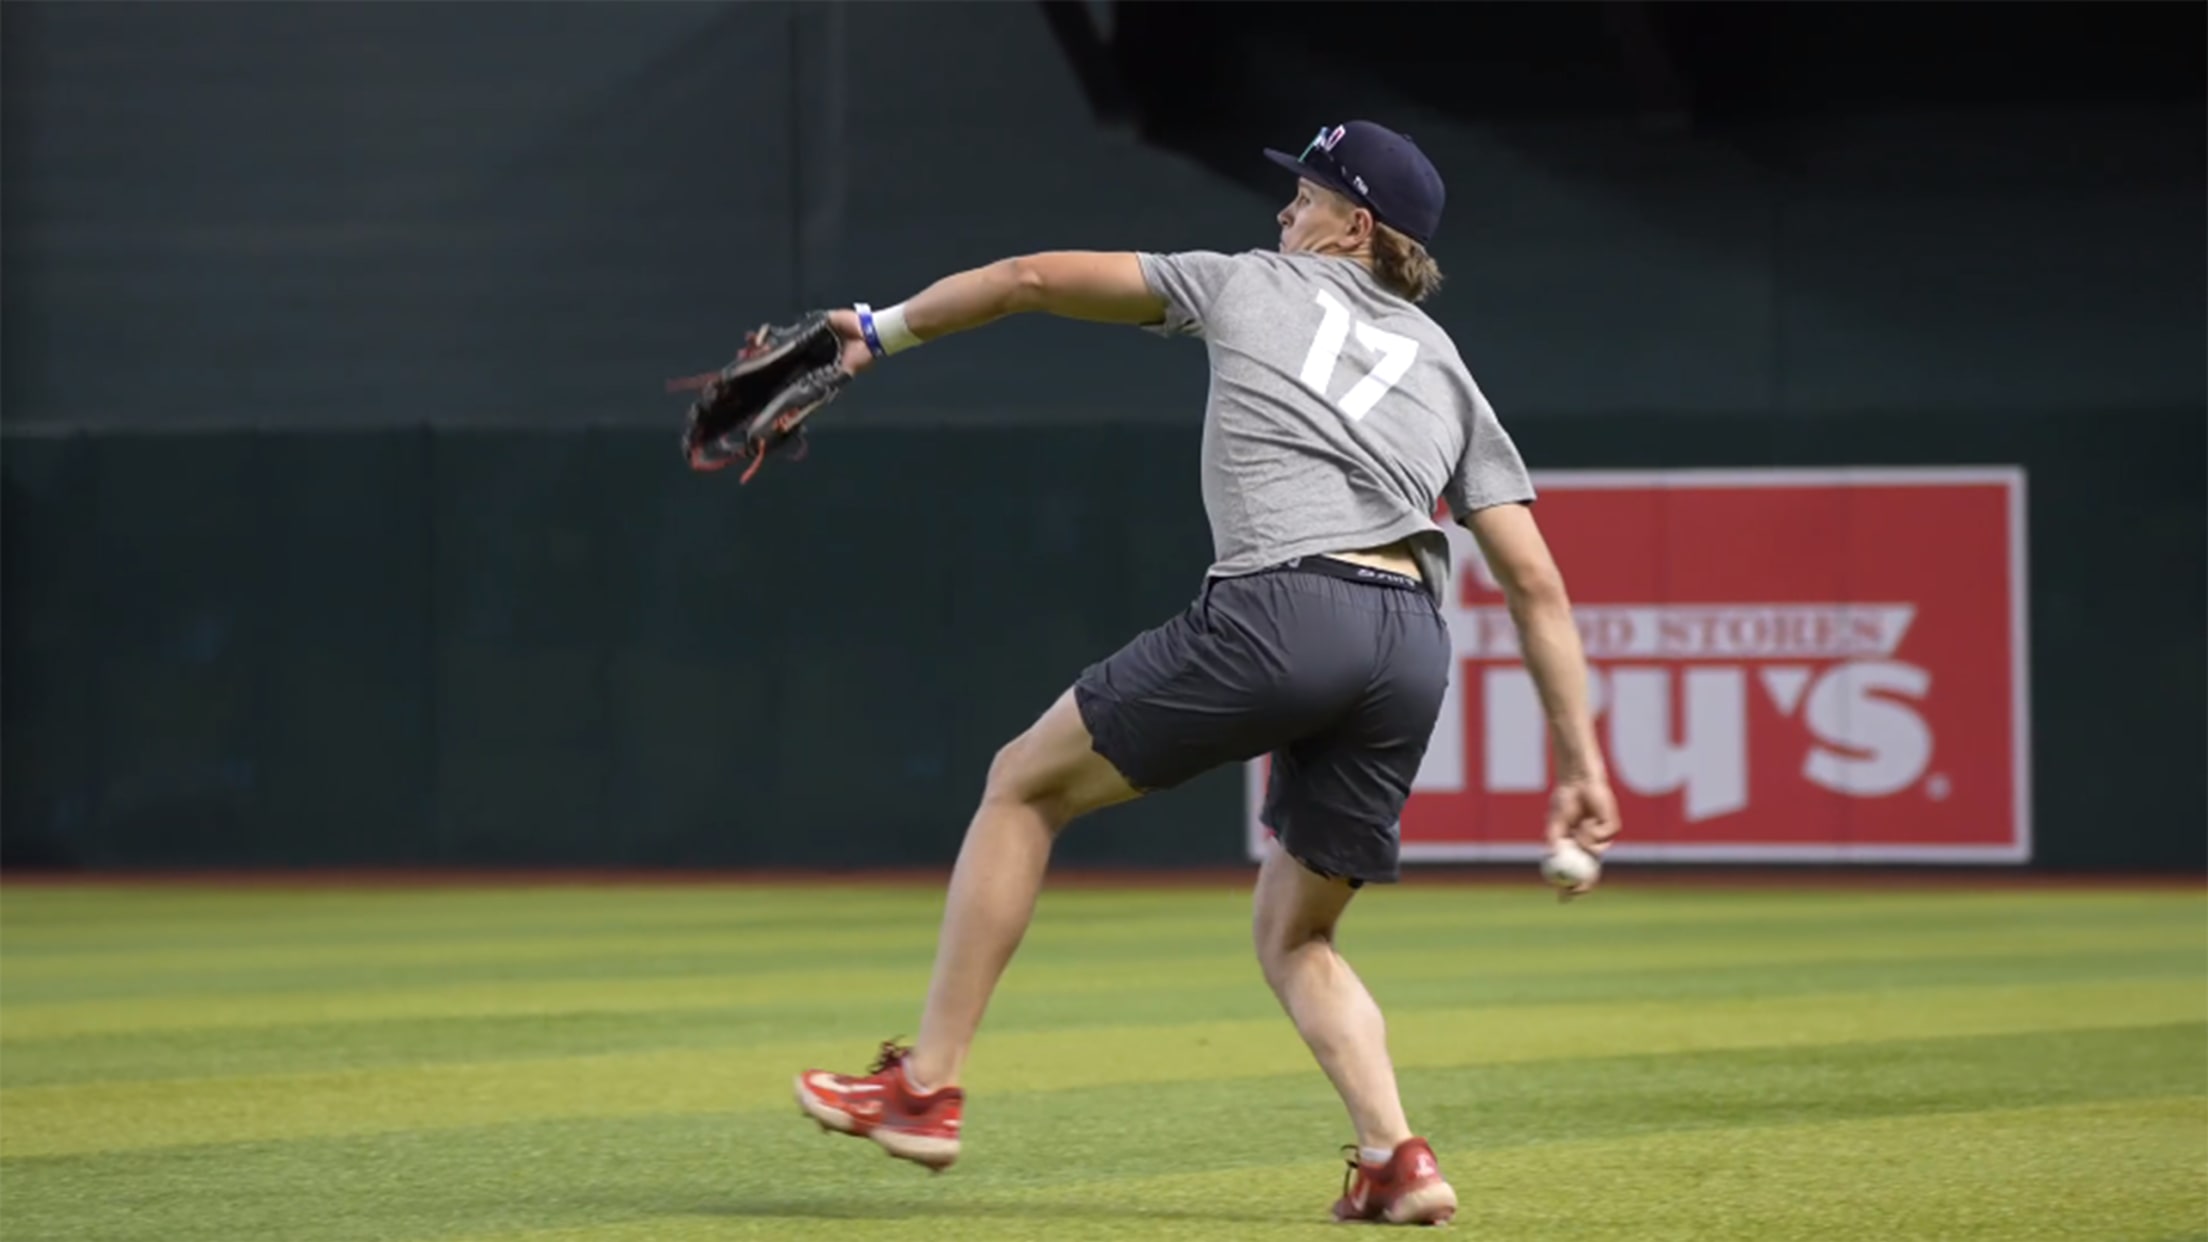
1540, 841, 1601, 889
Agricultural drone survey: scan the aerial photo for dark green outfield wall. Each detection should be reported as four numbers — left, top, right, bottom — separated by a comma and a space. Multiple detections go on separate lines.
5, 408, 2200, 873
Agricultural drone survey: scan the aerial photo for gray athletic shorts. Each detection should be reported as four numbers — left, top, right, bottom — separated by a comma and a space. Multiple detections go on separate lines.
1072, 557, 1452, 885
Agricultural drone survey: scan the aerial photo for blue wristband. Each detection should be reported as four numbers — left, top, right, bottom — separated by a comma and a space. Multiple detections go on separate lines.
853, 302, 887, 359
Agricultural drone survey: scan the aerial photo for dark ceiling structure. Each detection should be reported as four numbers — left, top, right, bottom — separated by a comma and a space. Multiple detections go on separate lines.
1043, 1, 2205, 199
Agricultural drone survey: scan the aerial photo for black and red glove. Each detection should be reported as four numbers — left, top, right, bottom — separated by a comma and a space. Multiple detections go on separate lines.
670, 311, 852, 483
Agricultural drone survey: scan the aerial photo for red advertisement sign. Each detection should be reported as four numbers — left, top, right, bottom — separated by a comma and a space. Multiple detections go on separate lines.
1246, 468, 2032, 863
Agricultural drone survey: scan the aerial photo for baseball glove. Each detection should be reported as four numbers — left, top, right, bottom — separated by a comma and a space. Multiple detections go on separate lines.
670, 311, 852, 483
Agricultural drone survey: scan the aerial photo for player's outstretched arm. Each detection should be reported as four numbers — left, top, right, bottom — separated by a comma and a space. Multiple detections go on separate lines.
1462, 502, 1621, 874
824, 253, 1164, 372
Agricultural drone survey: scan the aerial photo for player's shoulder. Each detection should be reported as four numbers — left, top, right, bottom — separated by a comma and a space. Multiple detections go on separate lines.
1203, 249, 1399, 304
1151, 247, 1319, 277
1143, 246, 1277, 269
1137, 247, 1279, 300
1173, 250, 1468, 352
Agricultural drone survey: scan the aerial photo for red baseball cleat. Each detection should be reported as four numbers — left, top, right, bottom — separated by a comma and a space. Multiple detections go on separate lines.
1331, 1137, 1458, 1226
794, 1040, 964, 1171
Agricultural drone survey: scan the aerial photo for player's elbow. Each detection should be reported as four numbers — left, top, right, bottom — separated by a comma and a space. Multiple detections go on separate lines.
1498, 561, 1570, 614
1463, 506, 1571, 613
1001, 255, 1050, 315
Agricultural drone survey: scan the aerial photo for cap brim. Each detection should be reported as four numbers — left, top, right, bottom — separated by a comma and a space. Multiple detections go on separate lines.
1264, 148, 1359, 202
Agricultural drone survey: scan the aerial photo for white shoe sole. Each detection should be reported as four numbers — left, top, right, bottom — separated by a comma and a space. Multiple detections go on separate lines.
793, 1074, 961, 1171
1382, 1179, 1458, 1226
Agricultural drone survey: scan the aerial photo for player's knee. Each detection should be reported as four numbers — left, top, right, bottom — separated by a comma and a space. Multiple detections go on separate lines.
982, 730, 1076, 827
982, 735, 1032, 801
1252, 919, 1289, 985
1252, 908, 1333, 986
1253, 931, 1308, 993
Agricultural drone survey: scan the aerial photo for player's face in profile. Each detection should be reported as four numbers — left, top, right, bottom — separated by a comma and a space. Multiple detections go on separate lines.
1276, 179, 1361, 255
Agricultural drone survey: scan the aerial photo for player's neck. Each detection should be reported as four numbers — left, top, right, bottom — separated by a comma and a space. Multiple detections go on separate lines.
1306, 239, 1375, 269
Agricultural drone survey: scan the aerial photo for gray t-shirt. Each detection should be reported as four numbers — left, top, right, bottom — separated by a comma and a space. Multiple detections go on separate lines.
1137, 248, 1534, 602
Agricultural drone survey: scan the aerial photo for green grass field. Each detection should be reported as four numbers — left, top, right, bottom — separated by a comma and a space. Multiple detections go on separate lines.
1, 879, 2203, 1241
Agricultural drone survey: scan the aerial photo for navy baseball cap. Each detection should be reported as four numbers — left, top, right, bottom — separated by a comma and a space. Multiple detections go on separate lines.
1264, 120, 1446, 246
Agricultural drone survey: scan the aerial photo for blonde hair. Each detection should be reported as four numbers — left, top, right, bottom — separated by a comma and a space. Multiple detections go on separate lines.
1371, 223, 1444, 303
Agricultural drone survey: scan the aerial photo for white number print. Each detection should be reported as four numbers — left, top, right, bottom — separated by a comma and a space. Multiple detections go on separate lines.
1296, 290, 1420, 421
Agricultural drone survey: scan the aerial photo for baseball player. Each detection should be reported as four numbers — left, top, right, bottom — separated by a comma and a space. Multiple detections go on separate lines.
759, 120, 1619, 1225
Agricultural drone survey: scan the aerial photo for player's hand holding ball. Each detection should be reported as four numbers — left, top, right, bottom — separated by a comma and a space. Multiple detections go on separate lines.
1543, 772, 1620, 902
1542, 838, 1600, 890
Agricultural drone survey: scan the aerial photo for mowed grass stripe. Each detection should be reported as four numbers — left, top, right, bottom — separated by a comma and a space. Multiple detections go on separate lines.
5, 916, 2195, 1035
7, 889, 2200, 1007
0, 890, 969, 956
5, 978, 2198, 1158
5, 885, 2197, 954
10, 946, 2199, 1089
3, 1030, 2196, 1242
3, 902, 2193, 988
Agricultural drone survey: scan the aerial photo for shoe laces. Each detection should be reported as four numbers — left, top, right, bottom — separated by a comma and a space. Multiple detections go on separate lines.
1338, 1143, 1367, 1201
869, 1038, 913, 1077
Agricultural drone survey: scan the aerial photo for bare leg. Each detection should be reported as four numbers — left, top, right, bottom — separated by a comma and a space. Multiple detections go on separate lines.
1252, 839, 1413, 1151
904, 688, 1139, 1089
